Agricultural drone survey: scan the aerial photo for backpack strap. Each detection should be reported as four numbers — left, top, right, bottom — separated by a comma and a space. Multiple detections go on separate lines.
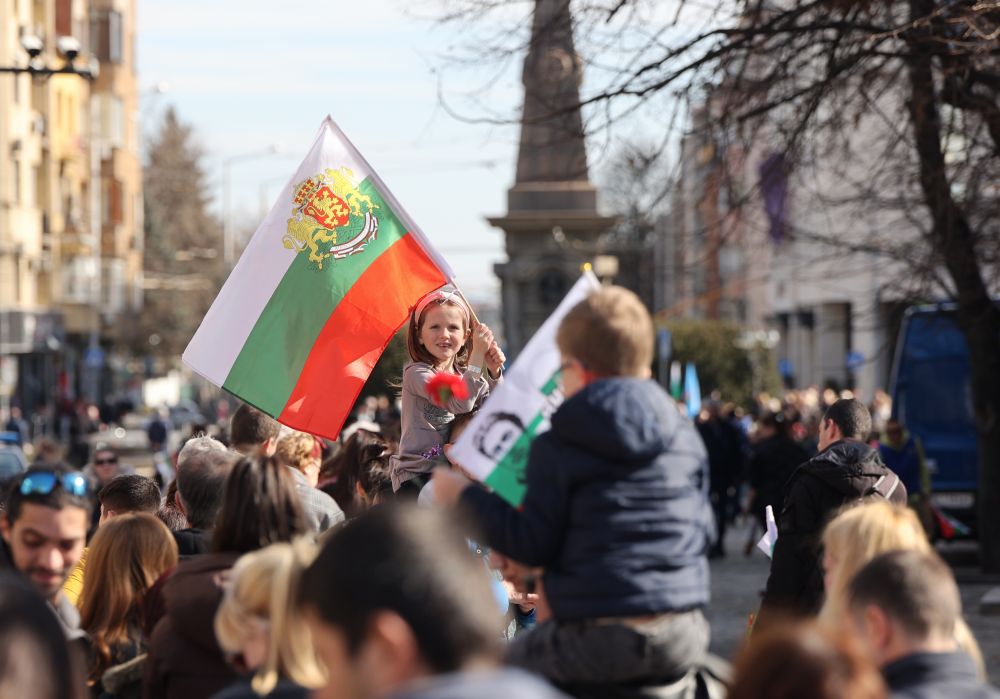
867, 474, 901, 500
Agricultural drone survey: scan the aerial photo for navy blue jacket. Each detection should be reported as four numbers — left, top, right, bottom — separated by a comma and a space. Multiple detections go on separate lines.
461, 378, 714, 621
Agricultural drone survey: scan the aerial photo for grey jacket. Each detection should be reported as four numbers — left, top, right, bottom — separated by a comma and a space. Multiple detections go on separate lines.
287, 466, 345, 533
390, 361, 498, 491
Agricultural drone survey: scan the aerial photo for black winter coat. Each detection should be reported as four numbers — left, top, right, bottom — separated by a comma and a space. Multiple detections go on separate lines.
747, 435, 810, 522
461, 378, 715, 621
759, 440, 907, 617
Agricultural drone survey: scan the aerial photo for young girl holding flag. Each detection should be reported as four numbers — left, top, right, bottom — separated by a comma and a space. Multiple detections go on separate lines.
389, 287, 504, 495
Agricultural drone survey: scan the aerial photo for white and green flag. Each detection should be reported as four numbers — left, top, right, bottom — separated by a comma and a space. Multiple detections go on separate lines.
450, 270, 601, 506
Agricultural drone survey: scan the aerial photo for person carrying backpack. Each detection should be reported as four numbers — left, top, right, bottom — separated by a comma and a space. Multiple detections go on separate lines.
757, 398, 907, 624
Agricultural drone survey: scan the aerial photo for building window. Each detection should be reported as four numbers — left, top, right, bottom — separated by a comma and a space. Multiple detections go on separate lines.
91, 10, 122, 63
13, 160, 21, 205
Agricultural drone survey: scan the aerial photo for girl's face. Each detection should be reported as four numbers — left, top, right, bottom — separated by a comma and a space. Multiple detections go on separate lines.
419, 304, 468, 368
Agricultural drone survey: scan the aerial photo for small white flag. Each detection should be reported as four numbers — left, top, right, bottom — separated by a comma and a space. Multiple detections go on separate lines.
757, 505, 779, 558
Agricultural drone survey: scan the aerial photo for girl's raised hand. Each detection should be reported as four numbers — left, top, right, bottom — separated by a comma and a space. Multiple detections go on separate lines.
486, 341, 506, 378
469, 322, 493, 368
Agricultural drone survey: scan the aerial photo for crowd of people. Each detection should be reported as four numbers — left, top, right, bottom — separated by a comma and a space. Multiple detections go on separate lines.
0, 284, 995, 698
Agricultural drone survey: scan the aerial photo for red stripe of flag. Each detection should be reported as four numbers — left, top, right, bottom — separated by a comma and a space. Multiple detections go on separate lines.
278, 234, 447, 439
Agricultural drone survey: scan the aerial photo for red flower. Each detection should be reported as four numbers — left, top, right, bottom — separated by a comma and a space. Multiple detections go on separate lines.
426, 372, 469, 408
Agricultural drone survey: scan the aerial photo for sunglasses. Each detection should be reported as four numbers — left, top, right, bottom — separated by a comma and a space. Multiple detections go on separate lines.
94, 457, 118, 465
20, 471, 89, 498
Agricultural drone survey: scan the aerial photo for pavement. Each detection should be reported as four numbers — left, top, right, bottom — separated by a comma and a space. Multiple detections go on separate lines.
705, 519, 1000, 685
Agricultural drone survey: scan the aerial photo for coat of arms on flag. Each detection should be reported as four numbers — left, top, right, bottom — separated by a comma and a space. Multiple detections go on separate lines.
284, 167, 380, 270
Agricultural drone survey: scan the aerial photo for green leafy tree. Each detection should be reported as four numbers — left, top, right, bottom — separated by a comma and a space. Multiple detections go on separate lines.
664, 319, 780, 409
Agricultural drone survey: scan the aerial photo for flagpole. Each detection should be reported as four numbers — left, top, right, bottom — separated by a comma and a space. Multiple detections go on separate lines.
449, 282, 482, 326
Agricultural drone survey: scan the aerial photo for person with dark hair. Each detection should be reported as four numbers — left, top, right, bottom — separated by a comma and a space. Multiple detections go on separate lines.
847, 550, 999, 698
144, 456, 307, 699
758, 398, 907, 622
99, 473, 162, 517
743, 413, 810, 555
211, 456, 307, 554
229, 403, 281, 457
728, 622, 886, 699
696, 401, 745, 558
173, 436, 238, 556
356, 445, 393, 510
318, 429, 388, 518
298, 505, 567, 699
0, 465, 91, 641
82, 445, 134, 531
64, 473, 163, 606
0, 573, 87, 699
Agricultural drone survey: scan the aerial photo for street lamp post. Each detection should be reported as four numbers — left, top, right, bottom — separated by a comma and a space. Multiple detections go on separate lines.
221, 145, 281, 269
0, 35, 99, 80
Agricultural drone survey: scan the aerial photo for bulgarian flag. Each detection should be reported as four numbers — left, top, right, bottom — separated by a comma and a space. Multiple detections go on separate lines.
183, 117, 452, 439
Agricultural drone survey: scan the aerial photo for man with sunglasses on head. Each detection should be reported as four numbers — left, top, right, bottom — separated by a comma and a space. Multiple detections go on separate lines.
0, 465, 91, 641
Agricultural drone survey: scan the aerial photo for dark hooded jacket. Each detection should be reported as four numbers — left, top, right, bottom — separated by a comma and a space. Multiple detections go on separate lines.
461, 378, 715, 621
143, 552, 241, 699
759, 440, 907, 618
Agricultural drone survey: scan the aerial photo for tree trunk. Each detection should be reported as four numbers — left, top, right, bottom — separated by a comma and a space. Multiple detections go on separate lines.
906, 0, 1000, 572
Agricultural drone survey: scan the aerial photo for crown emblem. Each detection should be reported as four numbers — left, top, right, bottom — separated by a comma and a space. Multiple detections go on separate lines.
283, 167, 380, 270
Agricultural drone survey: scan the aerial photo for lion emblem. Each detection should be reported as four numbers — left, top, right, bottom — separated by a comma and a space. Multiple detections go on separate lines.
284, 167, 380, 269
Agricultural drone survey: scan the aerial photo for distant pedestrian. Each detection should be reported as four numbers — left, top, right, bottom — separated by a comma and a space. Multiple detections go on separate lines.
697, 401, 745, 558
148, 409, 170, 454
743, 412, 809, 554
3, 405, 30, 446
878, 419, 932, 532
758, 399, 907, 622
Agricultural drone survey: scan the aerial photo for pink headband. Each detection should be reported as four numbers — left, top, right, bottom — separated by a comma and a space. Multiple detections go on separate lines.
413, 286, 470, 325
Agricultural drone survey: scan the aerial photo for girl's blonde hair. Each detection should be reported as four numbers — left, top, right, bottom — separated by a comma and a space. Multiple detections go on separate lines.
820, 501, 983, 675
274, 431, 319, 474
80, 513, 179, 680
214, 538, 326, 694
405, 288, 472, 368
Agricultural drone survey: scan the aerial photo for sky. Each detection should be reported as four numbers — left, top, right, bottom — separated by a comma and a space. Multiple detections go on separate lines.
137, 1, 706, 304
138, 1, 529, 302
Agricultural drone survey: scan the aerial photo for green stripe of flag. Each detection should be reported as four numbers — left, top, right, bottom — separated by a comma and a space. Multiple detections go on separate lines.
223, 178, 408, 414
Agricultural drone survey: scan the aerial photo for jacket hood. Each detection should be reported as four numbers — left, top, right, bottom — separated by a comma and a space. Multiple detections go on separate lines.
800, 440, 890, 497
163, 552, 240, 653
551, 378, 680, 462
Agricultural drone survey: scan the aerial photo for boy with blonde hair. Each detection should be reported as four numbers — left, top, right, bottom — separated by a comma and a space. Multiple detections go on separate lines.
435, 286, 716, 691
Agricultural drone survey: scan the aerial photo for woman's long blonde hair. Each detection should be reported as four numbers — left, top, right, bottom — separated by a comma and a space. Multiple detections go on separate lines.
214, 538, 326, 695
820, 501, 983, 675
79, 513, 178, 679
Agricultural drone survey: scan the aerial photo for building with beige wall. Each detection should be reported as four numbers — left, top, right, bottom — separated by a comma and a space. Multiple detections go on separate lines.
0, 0, 141, 419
